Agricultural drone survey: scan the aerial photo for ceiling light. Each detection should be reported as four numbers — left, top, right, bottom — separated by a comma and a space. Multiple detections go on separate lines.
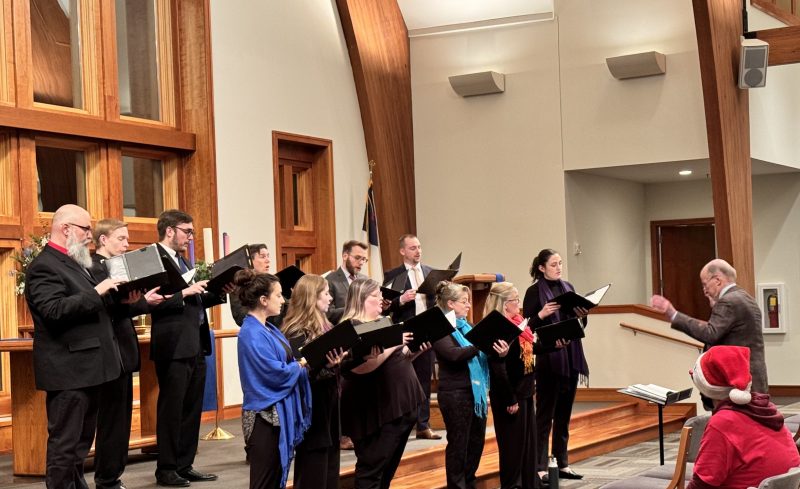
679, 170, 692, 176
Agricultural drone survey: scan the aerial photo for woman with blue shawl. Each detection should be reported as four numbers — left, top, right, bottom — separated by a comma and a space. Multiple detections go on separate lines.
235, 269, 312, 489
433, 281, 509, 489
522, 249, 589, 483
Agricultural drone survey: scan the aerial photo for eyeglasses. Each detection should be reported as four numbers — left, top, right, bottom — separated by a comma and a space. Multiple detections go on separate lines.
349, 255, 369, 263
68, 223, 92, 233
456, 298, 470, 304
506, 298, 520, 303
172, 226, 195, 237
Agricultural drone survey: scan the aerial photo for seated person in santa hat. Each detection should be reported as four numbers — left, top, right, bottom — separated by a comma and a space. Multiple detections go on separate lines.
687, 345, 800, 489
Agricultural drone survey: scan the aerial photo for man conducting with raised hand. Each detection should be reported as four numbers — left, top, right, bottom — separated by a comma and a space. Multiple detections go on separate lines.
651, 258, 768, 404
25, 205, 125, 489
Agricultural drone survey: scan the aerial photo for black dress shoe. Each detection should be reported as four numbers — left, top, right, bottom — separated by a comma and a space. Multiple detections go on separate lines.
178, 469, 218, 482
155, 471, 191, 487
559, 468, 584, 480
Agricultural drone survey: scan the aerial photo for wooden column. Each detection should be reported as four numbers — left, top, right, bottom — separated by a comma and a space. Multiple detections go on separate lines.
692, 0, 755, 294
335, 0, 415, 271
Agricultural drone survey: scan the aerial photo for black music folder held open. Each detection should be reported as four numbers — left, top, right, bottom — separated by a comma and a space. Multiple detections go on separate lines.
534, 317, 585, 346
206, 244, 252, 295
159, 254, 192, 295
104, 244, 167, 296
380, 286, 403, 301
402, 307, 455, 351
354, 317, 404, 350
464, 310, 525, 355
552, 283, 611, 311
416, 252, 462, 295
276, 265, 305, 299
299, 321, 360, 370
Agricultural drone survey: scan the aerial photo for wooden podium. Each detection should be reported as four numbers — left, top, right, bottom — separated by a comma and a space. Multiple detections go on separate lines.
453, 273, 504, 324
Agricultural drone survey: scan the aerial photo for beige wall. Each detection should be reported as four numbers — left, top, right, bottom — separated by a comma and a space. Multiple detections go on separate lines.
557, 0, 708, 169
209, 0, 370, 405
565, 172, 647, 304
411, 21, 566, 289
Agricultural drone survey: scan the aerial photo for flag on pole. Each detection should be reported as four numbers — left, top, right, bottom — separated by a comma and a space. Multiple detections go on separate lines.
202, 328, 218, 412
362, 167, 384, 282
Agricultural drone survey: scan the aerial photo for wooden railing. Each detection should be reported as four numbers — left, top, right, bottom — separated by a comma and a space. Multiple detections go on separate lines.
751, 0, 800, 26
619, 322, 704, 351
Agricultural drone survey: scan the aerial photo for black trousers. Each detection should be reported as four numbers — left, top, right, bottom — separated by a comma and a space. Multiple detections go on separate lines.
249, 416, 282, 489
154, 355, 206, 474
491, 396, 540, 489
45, 387, 99, 489
352, 412, 416, 489
293, 442, 340, 489
94, 372, 133, 489
412, 349, 433, 431
535, 374, 578, 471
438, 389, 486, 489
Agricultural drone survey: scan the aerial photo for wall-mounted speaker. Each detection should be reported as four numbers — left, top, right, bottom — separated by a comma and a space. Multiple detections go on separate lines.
606, 51, 666, 80
448, 71, 505, 97
738, 39, 769, 89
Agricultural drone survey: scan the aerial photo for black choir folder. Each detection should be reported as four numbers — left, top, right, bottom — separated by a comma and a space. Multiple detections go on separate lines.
104, 244, 167, 296
618, 384, 693, 406
552, 283, 612, 311
464, 310, 525, 355
299, 321, 360, 369
276, 265, 305, 299
534, 317, 585, 346
416, 252, 463, 296
380, 286, 402, 301
206, 244, 252, 295
402, 307, 455, 351
354, 317, 404, 349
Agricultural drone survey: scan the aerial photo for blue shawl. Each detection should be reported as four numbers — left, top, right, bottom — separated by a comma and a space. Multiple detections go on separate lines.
452, 317, 490, 418
238, 315, 312, 488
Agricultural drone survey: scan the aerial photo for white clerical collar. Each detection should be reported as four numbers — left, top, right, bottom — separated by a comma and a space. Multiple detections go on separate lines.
719, 283, 736, 298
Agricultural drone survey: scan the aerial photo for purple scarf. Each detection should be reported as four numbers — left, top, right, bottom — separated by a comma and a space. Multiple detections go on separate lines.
536, 279, 589, 379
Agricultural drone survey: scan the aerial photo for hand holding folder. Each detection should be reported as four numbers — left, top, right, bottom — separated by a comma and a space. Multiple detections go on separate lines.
551, 283, 611, 312
299, 321, 359, 370
464, 310, 525, 355
534, 317, 585, 346
401, 307, 455, 352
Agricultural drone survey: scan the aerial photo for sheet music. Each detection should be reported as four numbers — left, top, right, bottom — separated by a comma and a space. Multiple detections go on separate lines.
583, 284, 611, 305
104, 255, 130, 282
182, 268, 197, 284
517, 317, 529, 331
445, 309, 457, 328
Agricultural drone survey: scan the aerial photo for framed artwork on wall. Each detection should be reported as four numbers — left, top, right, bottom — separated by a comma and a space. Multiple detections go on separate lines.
757, 283, 786, 334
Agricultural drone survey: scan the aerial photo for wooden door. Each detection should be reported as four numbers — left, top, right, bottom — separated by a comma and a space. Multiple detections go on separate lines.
272, 132, 337, 274
652, 219, 716, 320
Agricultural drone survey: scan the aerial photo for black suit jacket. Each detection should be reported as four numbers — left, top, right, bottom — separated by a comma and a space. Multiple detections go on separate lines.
326, 268, 366, 324
89, 253, 148, 373
25, 245, 122, 391
383, 263, 435, 323
148, 244, 226, 363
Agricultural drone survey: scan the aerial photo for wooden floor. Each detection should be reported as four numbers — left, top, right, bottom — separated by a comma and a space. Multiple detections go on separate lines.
312, 397, 696, 489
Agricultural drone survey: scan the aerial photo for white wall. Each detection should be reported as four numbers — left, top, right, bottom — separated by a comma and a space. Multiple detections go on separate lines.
411, 20, 566, 289
565, 172, 647, 304
210, 0, 370, 405
557, 0, 708, 169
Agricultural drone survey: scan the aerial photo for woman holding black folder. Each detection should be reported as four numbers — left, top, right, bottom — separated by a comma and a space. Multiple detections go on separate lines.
339, 278, 429, 489
484, 282, 547, 489
433, 281, 508, 489
281, 275, 346, 489
522, 249, 588, 482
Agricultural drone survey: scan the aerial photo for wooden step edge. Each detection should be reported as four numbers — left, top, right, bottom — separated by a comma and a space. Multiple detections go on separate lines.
569, 401, 641, 429
569, 416, 687, 453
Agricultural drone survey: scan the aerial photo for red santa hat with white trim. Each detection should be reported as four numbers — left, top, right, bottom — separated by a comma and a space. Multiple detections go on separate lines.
691, 345, 753, 405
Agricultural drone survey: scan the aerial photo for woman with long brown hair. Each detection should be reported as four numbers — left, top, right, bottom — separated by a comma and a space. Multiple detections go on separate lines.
281, 275, 345, 489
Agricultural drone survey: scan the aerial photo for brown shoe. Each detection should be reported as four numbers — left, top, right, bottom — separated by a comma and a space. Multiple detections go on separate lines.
339, 435, 354, 450
415, 428, 442, 440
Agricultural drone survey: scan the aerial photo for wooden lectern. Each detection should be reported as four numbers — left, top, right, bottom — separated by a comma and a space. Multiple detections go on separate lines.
453, 273, 504, 324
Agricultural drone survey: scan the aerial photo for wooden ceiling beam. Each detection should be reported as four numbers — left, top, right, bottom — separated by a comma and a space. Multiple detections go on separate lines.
751, 25, 800, 66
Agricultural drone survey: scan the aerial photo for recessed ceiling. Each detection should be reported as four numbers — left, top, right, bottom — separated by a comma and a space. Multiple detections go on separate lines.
397, 0, 554, 31
571, 159, 800, 184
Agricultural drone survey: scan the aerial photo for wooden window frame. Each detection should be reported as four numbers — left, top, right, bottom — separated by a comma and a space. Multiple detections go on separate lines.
113, 0, 177, 127
0, 0, 14, 106
0, 239, 21, 410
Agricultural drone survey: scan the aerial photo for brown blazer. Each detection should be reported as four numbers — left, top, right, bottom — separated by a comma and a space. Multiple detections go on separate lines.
672, 285, 768, 393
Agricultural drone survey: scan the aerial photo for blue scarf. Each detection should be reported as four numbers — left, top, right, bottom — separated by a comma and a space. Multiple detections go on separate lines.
452, 317, 490, 418
238, 316, 312, 488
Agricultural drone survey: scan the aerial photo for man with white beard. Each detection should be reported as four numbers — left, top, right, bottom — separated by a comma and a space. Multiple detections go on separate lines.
25, 204, 124, 489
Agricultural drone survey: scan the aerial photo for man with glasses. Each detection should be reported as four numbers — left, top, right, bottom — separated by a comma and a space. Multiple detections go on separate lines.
150, 209, 233, 487
651, 259, 768, 408
326, 240, 369, 324
25, 204, 124, 489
